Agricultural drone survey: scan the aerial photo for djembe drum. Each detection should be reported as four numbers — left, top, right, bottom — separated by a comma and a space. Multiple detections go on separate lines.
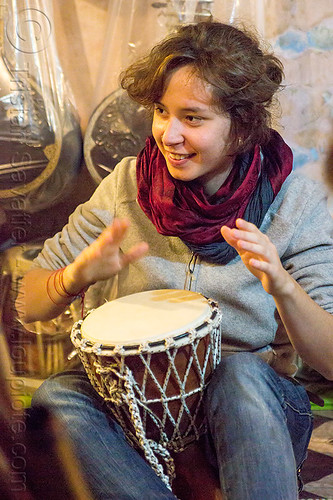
71, 289, 222, 488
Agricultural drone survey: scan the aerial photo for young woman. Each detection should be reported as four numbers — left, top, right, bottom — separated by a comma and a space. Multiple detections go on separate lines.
19, 22, 333, 500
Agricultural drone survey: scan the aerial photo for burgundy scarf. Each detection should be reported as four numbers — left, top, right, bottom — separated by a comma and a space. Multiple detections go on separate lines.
136, 130, 293, 264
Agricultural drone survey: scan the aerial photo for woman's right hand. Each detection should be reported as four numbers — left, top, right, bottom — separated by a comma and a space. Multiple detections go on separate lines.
17, 218, 149, 324
64, 218, 149, 294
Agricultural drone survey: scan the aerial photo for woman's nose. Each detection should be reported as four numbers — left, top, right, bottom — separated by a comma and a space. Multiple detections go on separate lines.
162, 118, 184, 146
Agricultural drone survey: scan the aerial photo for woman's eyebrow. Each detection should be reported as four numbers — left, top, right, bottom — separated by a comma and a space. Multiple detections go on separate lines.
181, 106, 206, 113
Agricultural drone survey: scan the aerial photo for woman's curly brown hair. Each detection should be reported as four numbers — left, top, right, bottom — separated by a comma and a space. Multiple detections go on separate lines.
121, 21, 284, 154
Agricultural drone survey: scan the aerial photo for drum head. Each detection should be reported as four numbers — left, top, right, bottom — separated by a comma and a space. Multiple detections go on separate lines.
80, 289, 211, 349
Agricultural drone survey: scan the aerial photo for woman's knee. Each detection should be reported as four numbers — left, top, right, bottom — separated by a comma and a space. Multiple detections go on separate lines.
208, 353, 272, 393
205, 352, 283, 418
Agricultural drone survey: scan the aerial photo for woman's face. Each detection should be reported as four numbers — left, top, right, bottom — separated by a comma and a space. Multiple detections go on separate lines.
152, 65, 234, 195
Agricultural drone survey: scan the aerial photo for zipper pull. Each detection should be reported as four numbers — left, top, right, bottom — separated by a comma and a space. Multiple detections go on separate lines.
184, 253, 197, 290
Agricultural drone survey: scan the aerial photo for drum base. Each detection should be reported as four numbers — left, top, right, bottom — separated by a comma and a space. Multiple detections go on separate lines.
172, 440, 223, 500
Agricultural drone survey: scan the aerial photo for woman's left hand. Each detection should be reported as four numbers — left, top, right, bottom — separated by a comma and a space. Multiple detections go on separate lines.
221, 218, 293, 297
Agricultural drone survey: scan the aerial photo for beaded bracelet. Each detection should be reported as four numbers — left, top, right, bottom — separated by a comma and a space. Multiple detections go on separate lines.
46, 267, 86, 317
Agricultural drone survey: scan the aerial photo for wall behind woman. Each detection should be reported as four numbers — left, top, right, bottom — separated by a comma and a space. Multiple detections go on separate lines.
269, 1, 333, 188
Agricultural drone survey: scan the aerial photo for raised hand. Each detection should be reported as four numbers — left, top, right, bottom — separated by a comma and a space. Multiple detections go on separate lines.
66, 218, 149, 293
221, 218, 293, 297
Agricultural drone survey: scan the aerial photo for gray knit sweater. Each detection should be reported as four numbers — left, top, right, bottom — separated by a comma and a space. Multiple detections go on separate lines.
34, 157, 333, 377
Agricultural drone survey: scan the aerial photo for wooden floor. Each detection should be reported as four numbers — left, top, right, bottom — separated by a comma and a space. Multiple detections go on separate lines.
300, 413, 333, 500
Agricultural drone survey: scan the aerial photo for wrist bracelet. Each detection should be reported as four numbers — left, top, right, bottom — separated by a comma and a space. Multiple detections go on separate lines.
46, 267, 86, 318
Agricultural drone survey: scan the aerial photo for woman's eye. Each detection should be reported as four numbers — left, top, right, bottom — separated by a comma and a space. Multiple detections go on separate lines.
154, 106, 165, 115
186, 115, 202, 124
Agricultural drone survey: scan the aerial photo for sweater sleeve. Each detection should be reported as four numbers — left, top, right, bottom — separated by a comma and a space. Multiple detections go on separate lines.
281, 178, 333, 314
33, 157, 133, 271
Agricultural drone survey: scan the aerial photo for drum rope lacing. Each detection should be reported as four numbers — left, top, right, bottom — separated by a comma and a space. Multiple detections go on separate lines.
95, 340, 216, 490
124, 366, 176, 487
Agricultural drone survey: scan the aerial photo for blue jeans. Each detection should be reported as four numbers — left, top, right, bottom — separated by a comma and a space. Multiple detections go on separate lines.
204, 353, 313, 500
31, 353, 313, 500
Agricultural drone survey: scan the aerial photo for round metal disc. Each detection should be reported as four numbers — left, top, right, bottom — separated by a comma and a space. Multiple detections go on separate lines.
84, 89, 152, 184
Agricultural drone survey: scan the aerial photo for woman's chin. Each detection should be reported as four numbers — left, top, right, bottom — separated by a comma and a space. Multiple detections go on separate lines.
167, 166, 198, 183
